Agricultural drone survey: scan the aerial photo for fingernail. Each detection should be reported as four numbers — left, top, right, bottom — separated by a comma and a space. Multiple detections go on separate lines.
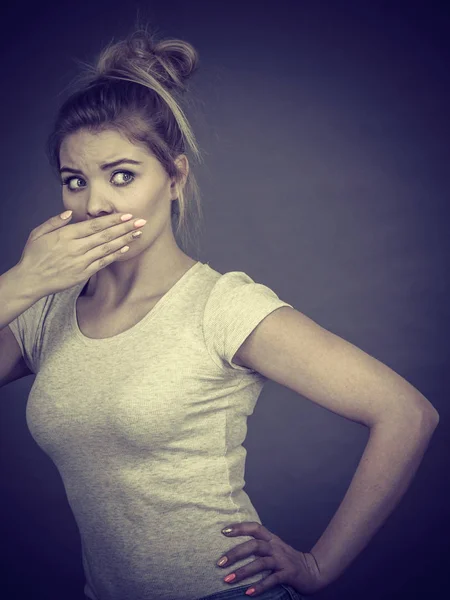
245, 589, 255, 596
121, 213, 133, 221
222, 527, 233, 534
217, 557, 227, 566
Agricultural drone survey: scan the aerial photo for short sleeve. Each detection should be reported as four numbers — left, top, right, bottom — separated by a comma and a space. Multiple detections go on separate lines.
202, 271, 293, 374
8, 296, 49, 374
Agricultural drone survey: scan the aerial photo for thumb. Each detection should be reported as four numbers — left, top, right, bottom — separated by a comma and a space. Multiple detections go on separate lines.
30, 209, 73, 240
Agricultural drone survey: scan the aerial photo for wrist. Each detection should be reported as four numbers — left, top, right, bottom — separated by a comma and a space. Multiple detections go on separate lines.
11, 262, 44, 303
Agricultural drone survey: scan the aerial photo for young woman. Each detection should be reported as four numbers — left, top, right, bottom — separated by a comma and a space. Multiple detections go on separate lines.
0, 21, 439, 600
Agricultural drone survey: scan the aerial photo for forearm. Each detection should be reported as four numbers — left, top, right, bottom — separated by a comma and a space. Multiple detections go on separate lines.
309, 407, 439, 588
0, 264, 41, 330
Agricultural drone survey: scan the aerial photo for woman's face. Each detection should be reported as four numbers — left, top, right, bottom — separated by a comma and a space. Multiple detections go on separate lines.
58, 128, 187, 251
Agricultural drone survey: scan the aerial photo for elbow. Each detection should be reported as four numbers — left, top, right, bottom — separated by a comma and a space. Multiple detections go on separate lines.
425, 405, 440, 427
373, 399, 439, 431
412, 400, 440, 431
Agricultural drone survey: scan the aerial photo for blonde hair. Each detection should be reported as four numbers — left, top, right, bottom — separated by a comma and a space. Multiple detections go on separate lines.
46, 18, 204, 256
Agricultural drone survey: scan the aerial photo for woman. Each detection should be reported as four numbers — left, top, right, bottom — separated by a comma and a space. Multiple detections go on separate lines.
5, 20, 439, 600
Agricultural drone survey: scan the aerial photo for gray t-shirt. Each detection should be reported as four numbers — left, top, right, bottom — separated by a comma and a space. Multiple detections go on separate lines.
8, 260, 293, 600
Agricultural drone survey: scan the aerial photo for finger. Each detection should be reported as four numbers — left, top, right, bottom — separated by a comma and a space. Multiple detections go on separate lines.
222, 556, 275, 584
30, 210, 73, 240
218, 539, 273, 571
222, 521, 272, 542
243, 572, 282, 597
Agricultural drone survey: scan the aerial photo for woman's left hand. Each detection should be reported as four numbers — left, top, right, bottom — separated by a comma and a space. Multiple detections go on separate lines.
217, 521, 324, 597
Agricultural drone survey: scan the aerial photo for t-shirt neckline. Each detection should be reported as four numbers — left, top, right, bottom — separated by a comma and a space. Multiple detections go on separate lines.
72, 260, 203, 345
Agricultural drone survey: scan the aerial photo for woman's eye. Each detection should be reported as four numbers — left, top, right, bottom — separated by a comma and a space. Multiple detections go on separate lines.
112, 171, 134, 185
61, 170, 135, 191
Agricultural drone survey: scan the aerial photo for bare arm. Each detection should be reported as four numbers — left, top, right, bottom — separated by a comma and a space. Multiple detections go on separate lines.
233, 305, 440, 589
309, 409, 439, 588
0, 264, 41, 331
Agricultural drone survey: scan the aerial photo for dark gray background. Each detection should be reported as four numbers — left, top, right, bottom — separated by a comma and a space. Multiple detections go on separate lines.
0, 0, 449, 598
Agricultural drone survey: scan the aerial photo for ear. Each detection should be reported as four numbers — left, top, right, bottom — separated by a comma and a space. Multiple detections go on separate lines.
170, 155, 189, 201
172, 154, 189, 191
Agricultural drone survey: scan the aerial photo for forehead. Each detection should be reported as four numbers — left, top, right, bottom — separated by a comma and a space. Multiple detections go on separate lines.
59, 129, 151, 163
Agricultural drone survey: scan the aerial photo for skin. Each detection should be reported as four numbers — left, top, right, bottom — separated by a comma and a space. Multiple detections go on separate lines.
59, 128, 197, 310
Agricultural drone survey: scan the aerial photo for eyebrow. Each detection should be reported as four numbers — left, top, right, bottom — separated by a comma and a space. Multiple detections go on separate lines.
59, 158, 143, 175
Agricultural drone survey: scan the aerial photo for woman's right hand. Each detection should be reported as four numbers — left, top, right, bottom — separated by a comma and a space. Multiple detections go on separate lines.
17, 211, 147, 298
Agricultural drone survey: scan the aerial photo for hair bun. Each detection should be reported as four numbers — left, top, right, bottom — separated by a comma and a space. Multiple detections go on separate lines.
92, 28, 199, 92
